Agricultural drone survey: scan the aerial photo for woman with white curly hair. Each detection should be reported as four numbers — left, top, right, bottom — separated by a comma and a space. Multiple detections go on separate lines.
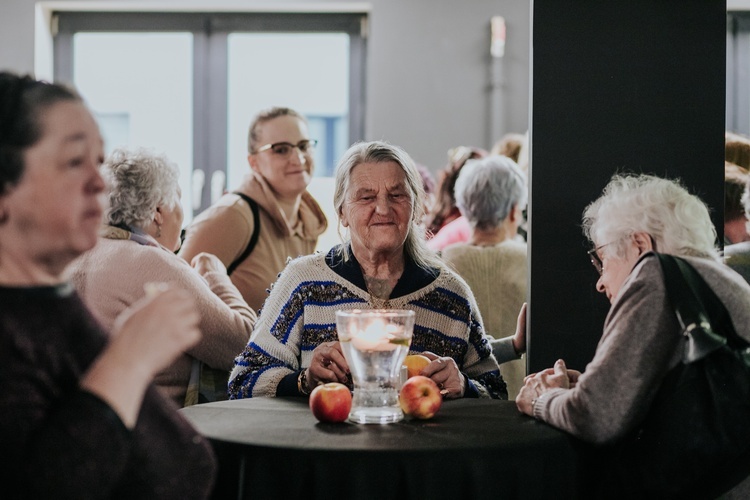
516, 173, 750, 498
69, 147, 256, 406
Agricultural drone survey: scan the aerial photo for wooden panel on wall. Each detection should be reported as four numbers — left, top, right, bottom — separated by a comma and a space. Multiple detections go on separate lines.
528, 0, 726, 373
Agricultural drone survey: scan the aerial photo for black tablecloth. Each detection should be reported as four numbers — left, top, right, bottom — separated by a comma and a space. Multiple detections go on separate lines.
181, 397, 583, 500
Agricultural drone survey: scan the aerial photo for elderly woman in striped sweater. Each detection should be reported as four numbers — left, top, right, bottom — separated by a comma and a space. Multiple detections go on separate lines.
229, 141, 519, 400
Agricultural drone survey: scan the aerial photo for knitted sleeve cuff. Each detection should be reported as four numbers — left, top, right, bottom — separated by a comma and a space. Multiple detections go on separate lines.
532, 388, 566, 421
463, 373, 480, 398
276, 370, 304, 397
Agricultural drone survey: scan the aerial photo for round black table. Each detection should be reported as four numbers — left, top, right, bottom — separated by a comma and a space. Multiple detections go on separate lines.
180, 397, 583, 500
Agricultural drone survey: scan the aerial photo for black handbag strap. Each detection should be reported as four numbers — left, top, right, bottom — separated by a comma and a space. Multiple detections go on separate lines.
656, 253, 748, 362
227, 192, 261, 276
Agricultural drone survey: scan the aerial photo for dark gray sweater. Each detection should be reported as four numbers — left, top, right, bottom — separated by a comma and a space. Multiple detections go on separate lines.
534, 253, 750, 441
0, 283, 217, 499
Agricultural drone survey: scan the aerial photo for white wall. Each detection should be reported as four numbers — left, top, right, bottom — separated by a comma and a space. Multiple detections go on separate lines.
0, 0, 531, 172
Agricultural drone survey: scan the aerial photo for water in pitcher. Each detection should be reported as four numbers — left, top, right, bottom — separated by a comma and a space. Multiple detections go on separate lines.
336, 309, 415, 424
341, 337, 409, 424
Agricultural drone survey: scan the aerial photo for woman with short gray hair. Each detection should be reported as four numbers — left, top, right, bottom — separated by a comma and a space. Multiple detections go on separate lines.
455, 155, 527, 230
105, 148, 181, 231
441, 155, 528, 399
69, 147, 256, 406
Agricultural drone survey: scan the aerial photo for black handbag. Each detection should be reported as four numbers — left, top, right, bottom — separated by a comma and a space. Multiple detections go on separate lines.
592, 254, 750, 499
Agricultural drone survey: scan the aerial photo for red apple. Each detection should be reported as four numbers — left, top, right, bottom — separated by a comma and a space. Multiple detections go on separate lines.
399, 375, 442, 419
309, 382, 352, 423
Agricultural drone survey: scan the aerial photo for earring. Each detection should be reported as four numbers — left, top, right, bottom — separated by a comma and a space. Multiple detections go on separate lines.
156, 222, 162, 238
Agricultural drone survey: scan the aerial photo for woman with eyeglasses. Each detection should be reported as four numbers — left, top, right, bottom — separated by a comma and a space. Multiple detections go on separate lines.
180, 107, 327, 312
515, 174, 750, 497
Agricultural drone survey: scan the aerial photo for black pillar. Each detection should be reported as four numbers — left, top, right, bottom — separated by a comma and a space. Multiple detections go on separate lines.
528, 1, 726, 372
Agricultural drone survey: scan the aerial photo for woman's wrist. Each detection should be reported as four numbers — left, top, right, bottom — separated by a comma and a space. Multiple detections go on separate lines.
80, 350, 151, 429
297, 369, 311, 395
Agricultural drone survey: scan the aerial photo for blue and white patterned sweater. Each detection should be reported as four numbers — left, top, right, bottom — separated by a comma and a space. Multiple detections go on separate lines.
228, 247, 507, 399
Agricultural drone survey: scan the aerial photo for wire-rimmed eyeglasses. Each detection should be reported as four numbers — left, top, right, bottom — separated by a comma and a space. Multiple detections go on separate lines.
587, 242, 612, 275
254, 139, 318, 157
588, 235, 656, 275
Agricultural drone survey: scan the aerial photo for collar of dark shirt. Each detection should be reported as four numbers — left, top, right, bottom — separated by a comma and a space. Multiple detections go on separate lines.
325, 244, 439, 299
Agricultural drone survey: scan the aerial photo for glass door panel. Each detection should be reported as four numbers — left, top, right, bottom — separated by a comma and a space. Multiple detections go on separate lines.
227, 32, 350, 251
73, 33, 195, 222
227, 32, 349, 185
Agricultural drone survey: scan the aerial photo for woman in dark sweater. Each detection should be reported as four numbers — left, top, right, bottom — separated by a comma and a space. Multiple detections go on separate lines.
0, 72, 216, 498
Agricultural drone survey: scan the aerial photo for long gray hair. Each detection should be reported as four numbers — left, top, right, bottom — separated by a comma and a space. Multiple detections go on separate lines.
333, 141, 442, 270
